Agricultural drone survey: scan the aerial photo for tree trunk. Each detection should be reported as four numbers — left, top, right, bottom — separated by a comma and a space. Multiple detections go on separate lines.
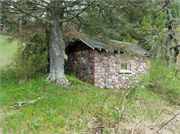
165, 0, 172, 68
174, 39, 179, 63
165, 36, 171, 68
46, 1, 69, 86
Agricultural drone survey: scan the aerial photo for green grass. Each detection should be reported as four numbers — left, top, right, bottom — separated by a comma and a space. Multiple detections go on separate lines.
1, 70, 179, 133
0, 35, 18, 68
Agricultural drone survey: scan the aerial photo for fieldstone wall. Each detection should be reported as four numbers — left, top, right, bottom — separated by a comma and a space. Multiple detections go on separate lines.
67, 49, 149, 89
67, 49, 95, 84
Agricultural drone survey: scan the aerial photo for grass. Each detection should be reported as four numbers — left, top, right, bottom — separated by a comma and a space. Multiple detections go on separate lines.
0, 35, 18, 68
1, 71, 180, 133
0, 35, 180, 133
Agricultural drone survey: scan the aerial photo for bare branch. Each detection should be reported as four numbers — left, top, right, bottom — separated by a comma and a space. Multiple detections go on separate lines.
157, 112, 180, 133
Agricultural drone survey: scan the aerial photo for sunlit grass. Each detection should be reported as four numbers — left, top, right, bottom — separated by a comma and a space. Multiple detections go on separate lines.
0, 35, 18, 68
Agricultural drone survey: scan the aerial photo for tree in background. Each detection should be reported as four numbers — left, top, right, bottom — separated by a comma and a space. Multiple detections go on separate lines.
138, 0, 180, 67
78, 0, 155, 43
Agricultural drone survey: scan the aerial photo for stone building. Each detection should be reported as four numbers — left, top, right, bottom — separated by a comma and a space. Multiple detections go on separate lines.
65, 38, 154, 89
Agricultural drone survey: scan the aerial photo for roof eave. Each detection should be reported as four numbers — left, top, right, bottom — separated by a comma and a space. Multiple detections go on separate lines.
79, 39, 94, 50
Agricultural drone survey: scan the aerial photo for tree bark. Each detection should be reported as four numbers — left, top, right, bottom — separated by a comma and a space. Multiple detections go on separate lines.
165, 0, 172, 68
165, 36, 171, 68
165, 0, 180, 66
46, 1, 69, 86
174, 39, 180, 63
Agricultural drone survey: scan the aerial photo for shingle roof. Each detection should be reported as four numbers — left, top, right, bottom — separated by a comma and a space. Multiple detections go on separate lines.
66, 38, 155, 56
110, 40, 155, 56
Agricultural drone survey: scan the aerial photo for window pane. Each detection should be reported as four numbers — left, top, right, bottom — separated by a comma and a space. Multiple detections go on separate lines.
126, 63, 130, 70
121, 63, 126, 69
121, 62, 131, 70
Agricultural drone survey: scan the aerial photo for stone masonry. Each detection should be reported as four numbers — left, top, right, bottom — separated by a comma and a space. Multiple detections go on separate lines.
67, 49, 149, 89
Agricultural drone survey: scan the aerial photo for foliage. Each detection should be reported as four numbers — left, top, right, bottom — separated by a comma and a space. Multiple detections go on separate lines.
139, 0, 180, 53
79, 1, 154, 44
140, 58, 180, 104
64, 29, 86, 43
6, 33, 49, 80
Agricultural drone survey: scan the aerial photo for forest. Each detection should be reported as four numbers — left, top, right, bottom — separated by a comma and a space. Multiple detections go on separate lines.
0, 0, 180, 133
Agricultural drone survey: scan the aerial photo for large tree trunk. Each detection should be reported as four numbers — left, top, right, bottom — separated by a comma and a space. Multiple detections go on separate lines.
46, 1, 69, 86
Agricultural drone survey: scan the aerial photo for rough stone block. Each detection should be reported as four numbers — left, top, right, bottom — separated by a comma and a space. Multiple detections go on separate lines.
93, 75, 98, 79
98, 79, 102, 83
98, 63, 103, 67
108, 63, 112, 67
92, 63, 98, 67
93, 79, 98, 84
115, 85, 119, 89
105, 68, 110, 72
104, 78, 108, 84
102, 60, 107, 64
108, 79, 112, 83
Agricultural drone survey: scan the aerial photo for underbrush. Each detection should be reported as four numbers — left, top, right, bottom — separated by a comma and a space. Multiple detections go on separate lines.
3, 33, 49, 81
1, 69, 180, 133
141, 58, 180, 105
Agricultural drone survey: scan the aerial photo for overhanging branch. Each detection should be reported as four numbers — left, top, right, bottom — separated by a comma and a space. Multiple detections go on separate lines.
151, 5, 166, 16
2, 1, 51, 24
62, 0, 83, 9
60, 0, 95, 23
28, 0, 52, 10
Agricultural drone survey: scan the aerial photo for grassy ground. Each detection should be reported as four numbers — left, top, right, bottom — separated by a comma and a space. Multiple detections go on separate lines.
0, 35, 180, 133
0, 35, 18, 68
1, 72, 180, 134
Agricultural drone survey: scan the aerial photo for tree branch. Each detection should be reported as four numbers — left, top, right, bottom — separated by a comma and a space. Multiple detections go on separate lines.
2, 1, 51, 24
62, 0, 83, 9
28, 0, 52, 10
157, 112, 180, 133
151, 5, 166, 16
60, 0, 95, 23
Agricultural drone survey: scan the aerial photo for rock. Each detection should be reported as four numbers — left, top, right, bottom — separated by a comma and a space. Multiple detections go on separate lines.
108, 63, 112, 67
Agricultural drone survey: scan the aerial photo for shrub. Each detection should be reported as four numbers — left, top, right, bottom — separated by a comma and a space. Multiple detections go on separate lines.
141, 58, 180, 104
7, 33, 49, 80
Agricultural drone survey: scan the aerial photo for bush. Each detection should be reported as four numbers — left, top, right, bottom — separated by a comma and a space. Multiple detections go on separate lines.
141, 58, 180, 104
7, 33, 49, 80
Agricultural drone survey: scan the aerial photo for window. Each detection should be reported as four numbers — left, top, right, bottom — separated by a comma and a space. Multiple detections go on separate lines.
120, 62, 132, 74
